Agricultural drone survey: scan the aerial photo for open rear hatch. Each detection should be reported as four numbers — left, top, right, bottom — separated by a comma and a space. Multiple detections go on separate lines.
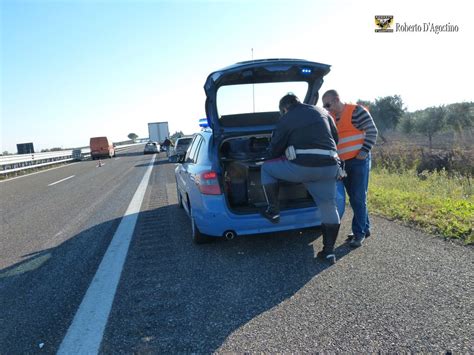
204, 59, 331, 213
204, 58, 331, 139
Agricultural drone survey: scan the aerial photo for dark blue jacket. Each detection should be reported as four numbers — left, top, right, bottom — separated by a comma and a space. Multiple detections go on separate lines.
268, 103, 338, 167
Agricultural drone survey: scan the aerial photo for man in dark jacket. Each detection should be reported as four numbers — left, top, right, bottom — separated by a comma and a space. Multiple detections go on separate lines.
161, 137, 173, 157
261, 93, 341, 264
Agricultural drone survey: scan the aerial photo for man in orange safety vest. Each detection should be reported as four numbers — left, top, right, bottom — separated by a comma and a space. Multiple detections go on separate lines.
322, 90, 378, 248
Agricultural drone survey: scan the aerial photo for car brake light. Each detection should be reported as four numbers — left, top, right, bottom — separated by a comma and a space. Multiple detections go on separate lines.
197, 171, 222, 195
202, 171, 217, 179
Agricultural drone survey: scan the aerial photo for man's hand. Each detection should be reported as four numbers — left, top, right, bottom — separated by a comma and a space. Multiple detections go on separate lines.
355, 151, 368, 160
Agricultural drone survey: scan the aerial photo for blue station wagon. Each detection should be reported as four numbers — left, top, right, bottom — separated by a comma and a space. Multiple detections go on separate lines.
175, 58, 343, 243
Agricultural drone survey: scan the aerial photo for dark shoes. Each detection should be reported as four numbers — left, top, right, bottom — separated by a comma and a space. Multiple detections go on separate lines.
317, 250, 336, 265
346, 231, 371, 247
260, 207, 280, 224
261, 183, 280, 224
349, 235, 365, 248
316, 223, 340, 265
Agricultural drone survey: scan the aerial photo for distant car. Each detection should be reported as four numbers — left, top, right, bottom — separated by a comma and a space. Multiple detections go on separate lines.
175, 58, 344, 244
144, 141, 160, 154
169, 136, 193, 162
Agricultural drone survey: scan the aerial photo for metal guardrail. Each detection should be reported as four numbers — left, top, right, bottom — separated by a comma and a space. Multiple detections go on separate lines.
0, 143, 141, 176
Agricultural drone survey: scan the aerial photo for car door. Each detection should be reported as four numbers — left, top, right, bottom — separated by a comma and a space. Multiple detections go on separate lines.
176, 135, 204, 208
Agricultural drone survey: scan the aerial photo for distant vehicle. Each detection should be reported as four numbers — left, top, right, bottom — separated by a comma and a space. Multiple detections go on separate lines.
148, 122, 169, 144
169, 136, 193, 162
72, 148, 91, 161
89, 136, 115, 159
144, 141, 160, 154
72, 148, 82, 161
175, 59, 343, 243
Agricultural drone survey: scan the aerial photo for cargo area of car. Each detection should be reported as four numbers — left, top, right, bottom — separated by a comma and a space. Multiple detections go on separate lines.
219, 135, 315, 213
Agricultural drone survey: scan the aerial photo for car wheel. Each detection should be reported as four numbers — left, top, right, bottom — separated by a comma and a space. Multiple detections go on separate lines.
191, 216, 208, 244
176, 184, 183, 209
186, 198, 210, 244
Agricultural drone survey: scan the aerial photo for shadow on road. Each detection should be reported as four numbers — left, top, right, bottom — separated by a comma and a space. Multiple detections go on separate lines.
0, 206, 353, 354
0, 215, 122, 353
101, 204, 354, 353
134, 158, 174, 168
117, 151, 166, 158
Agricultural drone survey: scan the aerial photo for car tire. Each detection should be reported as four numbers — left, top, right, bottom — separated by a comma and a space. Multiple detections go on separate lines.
186, 194, 211, 244
191, 216, 209, 244
176, 184, 183, 209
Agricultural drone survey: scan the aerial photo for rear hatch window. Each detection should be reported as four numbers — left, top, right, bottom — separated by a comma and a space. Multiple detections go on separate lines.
177, 138, 192, 147
204, 59, 331, 138
217, 82, 308, 127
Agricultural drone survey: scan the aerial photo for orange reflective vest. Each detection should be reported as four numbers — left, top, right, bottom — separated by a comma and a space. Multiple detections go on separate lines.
334, 104, 366, 160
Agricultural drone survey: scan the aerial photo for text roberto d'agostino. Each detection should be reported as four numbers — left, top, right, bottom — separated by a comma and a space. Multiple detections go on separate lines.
396, 22, 459, 34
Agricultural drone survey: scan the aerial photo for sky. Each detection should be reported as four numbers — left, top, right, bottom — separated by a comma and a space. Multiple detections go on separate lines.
1, 0, 473, 153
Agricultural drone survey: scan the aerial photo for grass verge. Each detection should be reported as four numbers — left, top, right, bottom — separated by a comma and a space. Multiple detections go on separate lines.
368, 168, 473, 245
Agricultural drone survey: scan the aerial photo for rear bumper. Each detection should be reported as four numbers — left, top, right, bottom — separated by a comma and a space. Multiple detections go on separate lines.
91, 152, 112, 159
193, 195, 321, 237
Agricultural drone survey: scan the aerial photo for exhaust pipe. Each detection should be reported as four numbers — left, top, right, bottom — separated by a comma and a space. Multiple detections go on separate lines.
224, 230, 236, 240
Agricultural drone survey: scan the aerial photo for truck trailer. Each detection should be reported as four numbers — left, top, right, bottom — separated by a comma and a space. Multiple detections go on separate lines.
148, 122, 170, 144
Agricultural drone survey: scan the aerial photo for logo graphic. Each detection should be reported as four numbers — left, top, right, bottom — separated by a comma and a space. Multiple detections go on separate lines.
375, 15, 394, 32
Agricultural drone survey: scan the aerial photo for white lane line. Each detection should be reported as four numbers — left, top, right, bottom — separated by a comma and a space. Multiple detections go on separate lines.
48, 175, 75, 186
0, 162, 79, 183
57, 155, 156, 355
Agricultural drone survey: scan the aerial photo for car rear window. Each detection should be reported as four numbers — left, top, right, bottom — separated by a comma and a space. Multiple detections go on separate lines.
216, 81, 308, 116
177, 138, 192, 147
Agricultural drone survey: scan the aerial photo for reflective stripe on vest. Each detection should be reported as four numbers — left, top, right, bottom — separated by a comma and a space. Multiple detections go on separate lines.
338, 144, 363, 155
334, 104, 365, 160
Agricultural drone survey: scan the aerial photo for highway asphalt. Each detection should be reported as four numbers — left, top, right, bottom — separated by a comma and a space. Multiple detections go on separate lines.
0, 146, 472, 353
0, 146, 150, 352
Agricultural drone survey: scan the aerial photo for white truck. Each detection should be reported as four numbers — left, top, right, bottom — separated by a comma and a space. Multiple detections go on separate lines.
148, 122, 170, 144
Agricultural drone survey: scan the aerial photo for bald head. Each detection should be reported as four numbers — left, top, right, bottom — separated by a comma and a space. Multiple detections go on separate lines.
322, 89, 339, 101
322, 89, 344, 115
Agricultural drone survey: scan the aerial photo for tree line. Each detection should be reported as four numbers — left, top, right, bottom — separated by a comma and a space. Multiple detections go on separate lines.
357, 96, 474, 149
